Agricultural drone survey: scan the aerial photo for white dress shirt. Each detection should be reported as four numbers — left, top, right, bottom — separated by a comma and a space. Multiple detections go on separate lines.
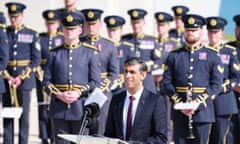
122, 86, 143, 140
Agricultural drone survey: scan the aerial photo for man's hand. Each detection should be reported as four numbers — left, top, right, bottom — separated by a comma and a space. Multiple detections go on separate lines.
56, 90, 80, 104
13, 76, 22, 88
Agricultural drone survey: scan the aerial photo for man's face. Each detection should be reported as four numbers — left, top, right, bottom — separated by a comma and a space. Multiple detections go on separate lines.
85, 19, 102, 36
184, 29, 202, 44
9, 14, 23, 27
107, 28, 122, 42
63, 26, 82, 41
207, 30, 224, 45
124, 64, 146, 92
175, 18, 184, 28
45, 21, 60, 33
235, 27, 240, 41
157, 23, 170, 36
131, 19, 145, 34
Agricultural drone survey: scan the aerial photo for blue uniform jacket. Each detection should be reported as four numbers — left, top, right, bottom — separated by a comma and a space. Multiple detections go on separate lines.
163, 45, 224, 122
0, 26, 9, 93
122, 33, 161, 93
80, 36, 119, 88
6, 25, 41, 90
42, 43, 101, 120
212, 44, 240, 115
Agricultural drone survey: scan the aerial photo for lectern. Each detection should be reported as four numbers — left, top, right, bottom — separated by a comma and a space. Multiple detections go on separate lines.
58, 134, 128, 144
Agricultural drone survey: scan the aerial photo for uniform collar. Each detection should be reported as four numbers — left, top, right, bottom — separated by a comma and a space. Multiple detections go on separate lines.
87, 35, 100, 41
64, 42, 80, 49
133, 33, 144, 39
176, 27, 184, 34
209, 43, 223, 51
185, 43, 202, 51
158, 35, 168, 43
11, 24, 24, 31
48, 32, 57, 38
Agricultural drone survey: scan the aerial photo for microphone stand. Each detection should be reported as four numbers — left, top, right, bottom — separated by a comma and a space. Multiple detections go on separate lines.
77, 110, 89, 144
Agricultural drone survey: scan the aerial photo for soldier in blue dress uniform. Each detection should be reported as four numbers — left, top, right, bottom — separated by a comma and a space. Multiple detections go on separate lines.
122, 8, 161, 94
169, 5, 189, 47
153, 11, 179, 144
162, 14, 224, 144
42, 11, 101, 143
0, 12, 9, 102
37, 9, 64, 144
104, 15, 136, 95
3, 2, 41, 144
226, 14, 240, 144
80, 9, 119, 135
206, 16, 240, 144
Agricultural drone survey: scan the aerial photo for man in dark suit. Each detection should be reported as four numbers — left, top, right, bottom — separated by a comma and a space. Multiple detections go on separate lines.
105, 57, 167, 144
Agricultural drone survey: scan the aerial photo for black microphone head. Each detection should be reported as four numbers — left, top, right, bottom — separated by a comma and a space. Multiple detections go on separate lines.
84, 103, 100, 117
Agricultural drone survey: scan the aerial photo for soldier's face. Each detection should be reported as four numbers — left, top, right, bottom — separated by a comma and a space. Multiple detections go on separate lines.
45, 22, 60, 33
124, 64, 146, 93
63, 26, 82, 41
175, 18, 184, 28
235, 27, 240, 41
107, 28, 122, 42
131, 20, 145, 34
184, 29, 202, 44
85, 20, 102, 36
207, 30, 224, 45
157, 23, 170, 36
9, 14, 23, 27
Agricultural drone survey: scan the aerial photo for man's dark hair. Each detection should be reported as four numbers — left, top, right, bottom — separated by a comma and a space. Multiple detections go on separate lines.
124, 57, 147, 72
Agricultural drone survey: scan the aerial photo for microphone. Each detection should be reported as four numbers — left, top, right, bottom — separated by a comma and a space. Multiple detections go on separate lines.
78, 103, 100, 136
83, 103, 100, 118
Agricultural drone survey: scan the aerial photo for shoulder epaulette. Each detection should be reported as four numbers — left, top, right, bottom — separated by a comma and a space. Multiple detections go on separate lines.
225, 44, 236, 50
170, 47, 181, 52
57, 31, 63, 36
0, 24, 6, 29
82, 42, 98, 51
25, 25, 38, 33
123, 41, 134, 47
205, 45, 218, 52
144, 34, 157, 38
102, 37, 115, 43
50, 45, 62, 51
169, 37, 178, 42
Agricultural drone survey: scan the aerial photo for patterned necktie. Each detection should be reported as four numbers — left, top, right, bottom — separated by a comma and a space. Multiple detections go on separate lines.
126, 96, 135, 140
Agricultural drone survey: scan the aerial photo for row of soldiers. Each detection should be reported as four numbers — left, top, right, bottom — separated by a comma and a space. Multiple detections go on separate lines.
0, 0, 240, 144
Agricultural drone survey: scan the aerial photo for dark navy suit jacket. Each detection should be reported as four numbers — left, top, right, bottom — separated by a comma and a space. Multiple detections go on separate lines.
105, 89, 167, 144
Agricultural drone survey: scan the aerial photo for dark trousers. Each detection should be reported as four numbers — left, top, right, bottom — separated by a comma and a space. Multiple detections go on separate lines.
52, 119, 82, 144
174, 121, 212, 144
3, 90, 31, 144
210, 114, 238, 144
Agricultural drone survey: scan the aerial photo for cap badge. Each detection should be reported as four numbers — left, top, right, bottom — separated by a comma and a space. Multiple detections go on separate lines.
132, 10, 139, 18
66, 15, 73, 22
176, 7, 183, 14
10, 4, 17, 12
109, 17, 116, 25
210, 19, 217, 26
87, 11, 94, 19
188, 17, 195, 25
158, 14, 164, 21
48, 12, 54, 19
